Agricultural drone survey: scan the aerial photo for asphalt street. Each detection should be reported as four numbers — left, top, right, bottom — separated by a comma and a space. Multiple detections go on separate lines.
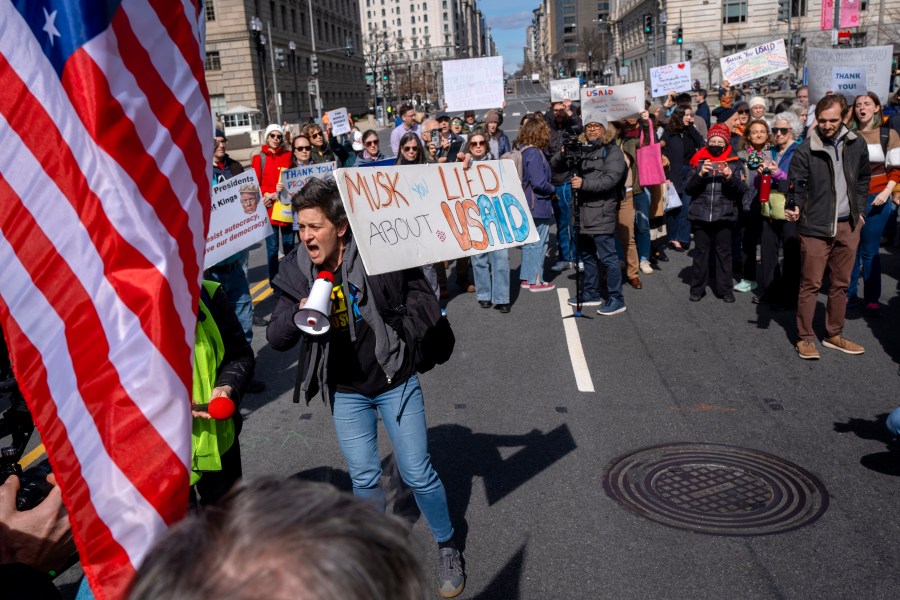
24, 79, 900, 599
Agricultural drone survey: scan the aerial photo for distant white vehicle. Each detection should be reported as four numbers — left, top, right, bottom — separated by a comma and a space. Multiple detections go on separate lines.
531, 73, 540, 82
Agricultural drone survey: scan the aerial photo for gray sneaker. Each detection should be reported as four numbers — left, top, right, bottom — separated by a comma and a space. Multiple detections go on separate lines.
438, 547, 465, 598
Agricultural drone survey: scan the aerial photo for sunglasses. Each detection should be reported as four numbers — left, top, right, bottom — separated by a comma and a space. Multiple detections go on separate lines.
310, 132, 323, 138
364, 140, 379, 146
402, 145, 419, 152
451, 121, 463, 125
469, 140, 486, 147
214, 139, 227, 145
294, 145, 311, 151
771, 127, 791, 135
736, 109, 750, 114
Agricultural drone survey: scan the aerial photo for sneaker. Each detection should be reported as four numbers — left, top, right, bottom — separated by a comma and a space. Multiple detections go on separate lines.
550, 260, 573, 272
689, 293, 704, 302
520, 280, 531, 289
723, 293, 736, 303
437, 547, 465, 598
822, 335, 865, 355
863, 302, 881, 317
577, 261, 585, 272
734, 279, 758, 293
528, 281, 556, 293
567, 296, 603, 307
640, 260, 653, 274
796, 340, 820, 360
598, 298, 626, 316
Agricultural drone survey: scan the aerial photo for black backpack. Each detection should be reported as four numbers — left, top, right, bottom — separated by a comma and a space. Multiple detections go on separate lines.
373, 269, 455, 373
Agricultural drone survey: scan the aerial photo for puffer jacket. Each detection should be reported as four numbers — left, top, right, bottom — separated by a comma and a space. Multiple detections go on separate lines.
685, 149, 746, 223
788, 125, 871, 237
575, 132, 627, 236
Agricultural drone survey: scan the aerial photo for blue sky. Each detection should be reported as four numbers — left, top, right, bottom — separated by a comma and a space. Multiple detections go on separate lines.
482, 0, 534, 73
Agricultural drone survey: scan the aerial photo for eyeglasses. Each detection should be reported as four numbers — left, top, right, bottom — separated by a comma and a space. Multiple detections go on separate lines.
268, 134, 283, 139
214, 139, 227, 146
469, 140, 486, 147
403, 113, 416, 119
585, 124, 602, 130
294, 145, 312, 151
736, 110, 750, 115
402, 145, 419, 152
364, 140, 379, 146
771, 127, 791, 135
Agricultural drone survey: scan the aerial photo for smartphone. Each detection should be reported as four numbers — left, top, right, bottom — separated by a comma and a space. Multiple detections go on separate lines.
711, 161, 726, 173
431, 129, 441, 147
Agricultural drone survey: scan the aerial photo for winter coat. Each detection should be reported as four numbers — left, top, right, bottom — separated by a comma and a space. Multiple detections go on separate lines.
545, 111, 583, 184
660, 126, 705, 195
251, 144, 293, 225
788, 125, 871, 237
520, 145, 556, 219
685, 148, 746, 223
576, 134, 627, 236
266, 236, 431, 404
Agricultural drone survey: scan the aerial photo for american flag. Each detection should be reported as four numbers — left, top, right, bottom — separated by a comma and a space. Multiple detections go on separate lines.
0, 1, 211, 598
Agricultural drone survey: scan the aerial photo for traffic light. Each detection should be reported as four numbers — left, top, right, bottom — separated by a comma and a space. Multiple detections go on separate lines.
777, 0, 790, 22
382, 72, 388, 81
675, 27, 683, 45
643, 14, 653, 36
310, 54, 319, 75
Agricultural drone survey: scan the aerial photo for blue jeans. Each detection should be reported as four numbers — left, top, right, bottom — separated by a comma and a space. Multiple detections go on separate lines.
579, 233, 623, 302
849, 193, 897, 303
666, 173, 693, 246
471, 249, 510, 304
206, 250, 253, 344
519, 218, 552, 284
553, 183, 576, 262
330, 375, 453, 543
266, 223, 296, 289
633, 188, 651, 261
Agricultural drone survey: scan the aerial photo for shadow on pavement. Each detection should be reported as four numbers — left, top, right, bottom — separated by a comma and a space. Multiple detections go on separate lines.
833, 413, 900, 476
474, 541, 527, 600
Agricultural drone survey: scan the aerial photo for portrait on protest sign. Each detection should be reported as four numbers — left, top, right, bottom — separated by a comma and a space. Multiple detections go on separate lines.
204, 172, 272, 268
334, 161, 539, 275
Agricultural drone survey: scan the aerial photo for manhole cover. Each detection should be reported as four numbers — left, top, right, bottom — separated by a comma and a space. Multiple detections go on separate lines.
603, 443, 829, 536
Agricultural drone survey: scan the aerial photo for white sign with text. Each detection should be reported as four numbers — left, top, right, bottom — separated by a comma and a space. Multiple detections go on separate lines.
807, 45, 892, 104
327, 107, 351, 136
580, 82, 646, 126
334, 161, 538, 274
650, 62, 693, 96
204, 171, 272, 268
442, 56, 505, 112
550, 78, 581, 102
720, 40, 788, 85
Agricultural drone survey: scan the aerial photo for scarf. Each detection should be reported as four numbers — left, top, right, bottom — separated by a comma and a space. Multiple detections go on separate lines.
690, 145, 739, 168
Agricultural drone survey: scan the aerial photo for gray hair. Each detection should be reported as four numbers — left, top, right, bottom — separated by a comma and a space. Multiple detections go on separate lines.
773, 111, 803, 138
129, 477, 425, 600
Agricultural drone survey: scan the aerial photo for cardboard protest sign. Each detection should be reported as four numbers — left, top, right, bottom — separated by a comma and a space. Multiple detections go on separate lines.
204, 171, 272, 268
282, 161, 337, 197
650, 62, 692, 97
550, 78, 581, 102
327, 107, 351, 136
580, 82, 645, 126
442, 56, 504, 112
830, 66, 867, 100
334, 161, 539, 275
720, 40, 788, 85
806, 45, 892, 104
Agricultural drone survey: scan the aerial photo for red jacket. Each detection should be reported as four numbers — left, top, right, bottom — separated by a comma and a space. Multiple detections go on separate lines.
251, 144, 293, 225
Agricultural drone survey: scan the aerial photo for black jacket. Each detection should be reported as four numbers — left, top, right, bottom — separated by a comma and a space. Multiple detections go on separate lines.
569, 138, 627, 236
685, 152, 746, 223
787, 125, 871, 237
206, 284, 255, 410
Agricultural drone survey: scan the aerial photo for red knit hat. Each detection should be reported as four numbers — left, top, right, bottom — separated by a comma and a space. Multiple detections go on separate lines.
707, 124, 731, 144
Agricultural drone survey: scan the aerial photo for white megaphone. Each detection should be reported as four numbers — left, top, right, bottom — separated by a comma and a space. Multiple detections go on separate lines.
294, 270, 334, 335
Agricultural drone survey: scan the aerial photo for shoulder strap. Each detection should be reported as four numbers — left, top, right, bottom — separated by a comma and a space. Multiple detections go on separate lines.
880, 127, 890, 155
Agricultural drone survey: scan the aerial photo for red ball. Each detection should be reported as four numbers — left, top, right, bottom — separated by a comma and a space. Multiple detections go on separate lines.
208, 396, 235, 420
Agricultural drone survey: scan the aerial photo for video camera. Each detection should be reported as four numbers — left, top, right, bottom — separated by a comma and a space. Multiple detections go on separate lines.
0, 338, 54, 511
560, 128, 594, 172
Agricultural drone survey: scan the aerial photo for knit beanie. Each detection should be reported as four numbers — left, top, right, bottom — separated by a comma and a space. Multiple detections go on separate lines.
707, 123, 731, 144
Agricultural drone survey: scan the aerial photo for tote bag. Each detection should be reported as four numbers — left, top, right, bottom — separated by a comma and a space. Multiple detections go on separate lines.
636, 126, 666, 186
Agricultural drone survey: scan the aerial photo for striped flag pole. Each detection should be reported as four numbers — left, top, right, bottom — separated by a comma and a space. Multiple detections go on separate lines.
0, 1, 211, 597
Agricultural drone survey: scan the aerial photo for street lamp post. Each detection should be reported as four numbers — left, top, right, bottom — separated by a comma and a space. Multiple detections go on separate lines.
249, 16, 270, 123
267, 21, 282, 125
306, 0, 322, 123
289, 40, 300, 121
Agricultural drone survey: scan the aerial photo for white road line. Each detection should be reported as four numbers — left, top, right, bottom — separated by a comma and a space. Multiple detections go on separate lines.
556, 288, 595, 393
512, 112, 521, 116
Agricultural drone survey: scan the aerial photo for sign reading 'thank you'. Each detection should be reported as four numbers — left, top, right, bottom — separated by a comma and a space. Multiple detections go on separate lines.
334, 161, 538, 275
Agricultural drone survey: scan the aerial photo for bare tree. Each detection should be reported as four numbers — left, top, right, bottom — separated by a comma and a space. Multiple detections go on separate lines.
579, 26, 609, 81
693, 42, 720, 89
363, 29, 394, 113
